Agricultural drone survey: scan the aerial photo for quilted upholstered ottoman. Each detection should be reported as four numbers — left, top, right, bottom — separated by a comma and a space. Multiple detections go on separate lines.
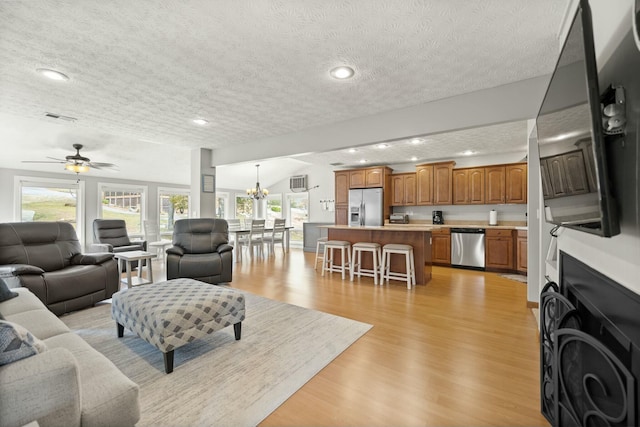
111, 278, 245, 373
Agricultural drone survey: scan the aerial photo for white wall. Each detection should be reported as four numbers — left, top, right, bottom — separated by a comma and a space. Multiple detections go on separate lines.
0, 167, 189, 248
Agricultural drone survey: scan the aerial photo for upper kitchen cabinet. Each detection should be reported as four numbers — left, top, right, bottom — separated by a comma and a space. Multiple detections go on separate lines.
416, 164, 434, 205
485, 165, 506, 204
453, 167, 485, 205
433, 162, 455, 205
349, 167, 390, 189
391, 173, 417, 206
485, 163, 527, 205
505, 163, 527, 204
416, 161, 454, 205
541, 151, 590, 198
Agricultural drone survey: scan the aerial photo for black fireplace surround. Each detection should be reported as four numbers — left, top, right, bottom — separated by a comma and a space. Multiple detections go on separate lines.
541, 251, 639, 426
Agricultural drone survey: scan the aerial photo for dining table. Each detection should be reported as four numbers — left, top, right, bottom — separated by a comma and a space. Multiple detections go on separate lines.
229, 226, 293, 262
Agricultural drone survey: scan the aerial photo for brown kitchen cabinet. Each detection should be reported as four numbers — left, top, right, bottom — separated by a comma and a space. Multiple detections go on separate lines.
416, 161, 454, 205
485, 165, 506, 204
516, 229, 527, 274
453, 167, 485, 205
485, 228, 514, 271
416, 164, 434, 205
391, 173, 416, 206
349, 169, 366, 188
505, 163, 527, 204
431, 228, 451, 266
334, 171, 350, 225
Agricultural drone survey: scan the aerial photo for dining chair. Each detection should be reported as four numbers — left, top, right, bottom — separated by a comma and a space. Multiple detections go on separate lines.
226, 219, 242, 246
238, 219, 265, 259
263, 218, 286, 255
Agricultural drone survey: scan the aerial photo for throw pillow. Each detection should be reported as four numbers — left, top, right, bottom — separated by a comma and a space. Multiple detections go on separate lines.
0, 320, 47, 366
0, 277, 18, 303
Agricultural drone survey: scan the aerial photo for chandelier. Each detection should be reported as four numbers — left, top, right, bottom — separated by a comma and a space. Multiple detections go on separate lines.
246, 164, 269, 200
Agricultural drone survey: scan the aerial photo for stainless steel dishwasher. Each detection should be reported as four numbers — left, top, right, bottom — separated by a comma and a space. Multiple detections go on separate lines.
450, 228, 485, 270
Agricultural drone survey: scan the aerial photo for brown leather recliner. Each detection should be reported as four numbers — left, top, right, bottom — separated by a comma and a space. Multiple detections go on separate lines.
0, 221, 119, 315
166, 218, 233, 284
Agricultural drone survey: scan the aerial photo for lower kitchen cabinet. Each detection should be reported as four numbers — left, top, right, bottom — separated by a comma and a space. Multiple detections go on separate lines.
516, 230, 527, 274
485, 229, 514, 271
431, 228, 451, 266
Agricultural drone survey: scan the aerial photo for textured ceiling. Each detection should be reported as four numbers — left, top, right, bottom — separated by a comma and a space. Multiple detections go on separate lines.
0, 0, 568, 186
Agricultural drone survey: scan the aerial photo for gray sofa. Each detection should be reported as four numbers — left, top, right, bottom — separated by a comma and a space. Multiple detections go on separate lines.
0, 287, 140, 427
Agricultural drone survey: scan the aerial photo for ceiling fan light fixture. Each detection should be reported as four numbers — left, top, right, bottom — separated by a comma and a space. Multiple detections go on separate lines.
36, 68, 69, 81
330, 66, 355, 79
65, 163, 89, 173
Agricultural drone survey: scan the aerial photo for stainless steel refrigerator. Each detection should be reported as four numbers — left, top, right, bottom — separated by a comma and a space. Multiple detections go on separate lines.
349, 188, 384, 226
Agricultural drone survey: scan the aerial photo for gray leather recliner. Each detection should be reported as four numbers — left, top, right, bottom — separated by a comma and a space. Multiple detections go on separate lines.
0, 221, 119, 315
166, 218, 233, 284
92, 219, 147, 270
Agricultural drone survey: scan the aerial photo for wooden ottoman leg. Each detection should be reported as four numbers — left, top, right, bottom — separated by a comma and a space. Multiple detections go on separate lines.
234, 322, 242, 340
117, 323, 124, 338
164, 350, 174, 374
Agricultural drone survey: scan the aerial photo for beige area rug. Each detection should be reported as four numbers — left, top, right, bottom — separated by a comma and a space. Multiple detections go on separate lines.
61, 292, 372, 427
499, 273, 528, 284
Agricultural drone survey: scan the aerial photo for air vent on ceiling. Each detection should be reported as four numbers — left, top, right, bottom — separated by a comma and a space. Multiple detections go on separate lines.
330, 162, 344, 166
290, 175, 308, 191
45, 112, 77, 122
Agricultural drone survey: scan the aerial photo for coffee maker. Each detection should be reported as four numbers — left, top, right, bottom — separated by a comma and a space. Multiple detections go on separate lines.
432, 210, 444, 224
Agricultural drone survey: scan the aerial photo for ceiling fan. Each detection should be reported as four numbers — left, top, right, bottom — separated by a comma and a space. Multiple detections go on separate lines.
22, 144, 118, 174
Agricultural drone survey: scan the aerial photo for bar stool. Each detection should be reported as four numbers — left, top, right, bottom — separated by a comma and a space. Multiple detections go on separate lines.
380, 243, 416, 289
314, 237, 328, 271
350, 242, 382, 284
322, 240, 352, 280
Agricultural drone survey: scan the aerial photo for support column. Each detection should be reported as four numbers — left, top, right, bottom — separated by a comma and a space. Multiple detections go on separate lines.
190, 148, 216, 218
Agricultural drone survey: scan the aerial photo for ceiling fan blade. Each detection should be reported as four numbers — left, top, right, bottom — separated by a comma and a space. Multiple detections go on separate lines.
22, 160, 66, 164
88, 162, 119, 171
46, 156, 67, 162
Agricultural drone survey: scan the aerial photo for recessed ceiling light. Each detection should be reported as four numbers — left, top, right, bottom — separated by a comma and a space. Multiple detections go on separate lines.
192, 118, 208, 126
410, 156, 418, 161
36, 68, 69, 81
359, 159, 367, 164
409, 138, 424, 145
347, 148, 358, 153
462, 150, 476, 156
330, 66, 355, 79
376, 143, 389, 149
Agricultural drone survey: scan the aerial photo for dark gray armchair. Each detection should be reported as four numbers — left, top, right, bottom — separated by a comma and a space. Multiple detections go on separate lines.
166, 218, 233, 284
0, 221, 119, 315
92, 219, 146, 270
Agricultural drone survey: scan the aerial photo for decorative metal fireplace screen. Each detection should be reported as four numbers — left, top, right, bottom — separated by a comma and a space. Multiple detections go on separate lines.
540, 252, 638, 426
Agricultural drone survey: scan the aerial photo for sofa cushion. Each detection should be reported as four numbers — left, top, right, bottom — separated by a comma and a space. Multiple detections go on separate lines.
0, 287, 47, 316
0, 320, 47, 366
5, 309, 70, 339
0, 277, 18, 302
45, 332, 140, 427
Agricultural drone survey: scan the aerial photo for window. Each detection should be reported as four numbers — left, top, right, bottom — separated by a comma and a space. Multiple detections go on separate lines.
285, 193, 308, 246
14, 176, 85, 241
266, 195, 283, 223
158, 188, 190, 239
235, 195, 253, 222
216, 192, 229, 218
98, 183, 146, 237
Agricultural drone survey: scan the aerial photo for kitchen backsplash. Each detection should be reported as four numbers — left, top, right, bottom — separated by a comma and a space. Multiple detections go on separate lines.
393, 204, 527, 224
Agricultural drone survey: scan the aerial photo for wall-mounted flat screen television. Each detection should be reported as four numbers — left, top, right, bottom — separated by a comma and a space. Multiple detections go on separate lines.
536, 0, 620, 237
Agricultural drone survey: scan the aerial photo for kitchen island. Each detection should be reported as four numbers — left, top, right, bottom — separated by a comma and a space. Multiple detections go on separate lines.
322, 225, 436, 285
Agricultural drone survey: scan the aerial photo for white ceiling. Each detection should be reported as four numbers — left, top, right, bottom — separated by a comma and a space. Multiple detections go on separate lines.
0, 1, 568, 189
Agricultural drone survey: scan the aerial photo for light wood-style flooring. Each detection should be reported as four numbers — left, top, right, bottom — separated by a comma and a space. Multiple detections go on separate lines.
151, 248, 546, 426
